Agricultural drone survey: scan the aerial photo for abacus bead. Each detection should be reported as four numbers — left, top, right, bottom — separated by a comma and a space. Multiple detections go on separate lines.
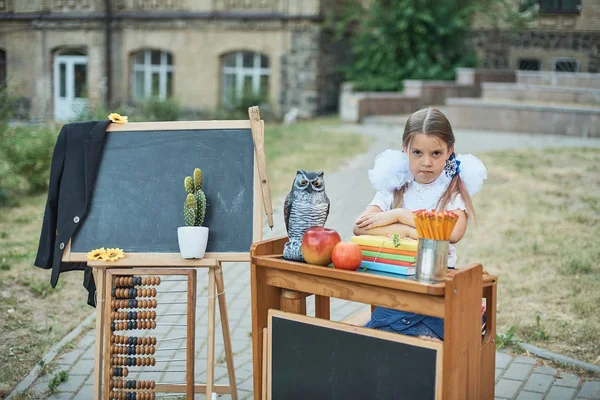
151, 299, 157, 308
136, 358, 141, 366
150, 357, 156, 366
156, 276, 160, 285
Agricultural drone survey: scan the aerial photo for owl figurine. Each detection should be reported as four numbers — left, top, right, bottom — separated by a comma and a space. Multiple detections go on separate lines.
283, 170, 330, 261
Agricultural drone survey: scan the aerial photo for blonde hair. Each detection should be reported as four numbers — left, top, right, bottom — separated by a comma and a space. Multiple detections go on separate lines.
392, 107, 477, 221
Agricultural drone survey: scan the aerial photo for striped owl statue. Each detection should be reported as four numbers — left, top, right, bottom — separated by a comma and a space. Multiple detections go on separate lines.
283, 170, 330, 261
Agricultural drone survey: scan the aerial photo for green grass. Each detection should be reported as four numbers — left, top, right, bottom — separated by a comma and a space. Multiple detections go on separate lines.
460, 147, 600, 366
265, 116, 370, 198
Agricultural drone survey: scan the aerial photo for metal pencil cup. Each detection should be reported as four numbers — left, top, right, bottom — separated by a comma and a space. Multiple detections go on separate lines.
415, 239, 449, 283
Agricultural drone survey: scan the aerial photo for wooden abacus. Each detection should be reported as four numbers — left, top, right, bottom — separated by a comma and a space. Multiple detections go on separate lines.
104, 269, 197, 400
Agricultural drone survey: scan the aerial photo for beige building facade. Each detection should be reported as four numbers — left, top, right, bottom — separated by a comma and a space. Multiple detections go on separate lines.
0, 0, 341, 121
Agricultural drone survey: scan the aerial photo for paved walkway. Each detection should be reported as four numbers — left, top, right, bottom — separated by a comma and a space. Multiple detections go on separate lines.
9, 120, 600, 400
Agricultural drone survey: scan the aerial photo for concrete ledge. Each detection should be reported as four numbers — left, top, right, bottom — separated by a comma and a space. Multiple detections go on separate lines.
445, 98, 600, 137
482, 83, 600, 105
517, 71, 600, 89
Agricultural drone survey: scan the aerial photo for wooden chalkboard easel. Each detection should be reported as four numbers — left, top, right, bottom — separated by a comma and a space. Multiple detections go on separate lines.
63, 107, 272, 400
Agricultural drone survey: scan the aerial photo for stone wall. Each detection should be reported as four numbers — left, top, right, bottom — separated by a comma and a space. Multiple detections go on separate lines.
279, 26, 320, 118
473, 30, 600, 73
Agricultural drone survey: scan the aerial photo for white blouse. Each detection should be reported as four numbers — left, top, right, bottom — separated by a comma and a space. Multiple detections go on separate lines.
368, 174, 466, 268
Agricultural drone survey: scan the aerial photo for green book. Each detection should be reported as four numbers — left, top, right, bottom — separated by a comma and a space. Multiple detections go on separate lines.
361, 250, 416, 262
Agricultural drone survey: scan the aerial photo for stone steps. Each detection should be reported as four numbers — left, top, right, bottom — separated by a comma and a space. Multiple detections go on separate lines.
444, 97, 600, 138
482, 82, 600, 105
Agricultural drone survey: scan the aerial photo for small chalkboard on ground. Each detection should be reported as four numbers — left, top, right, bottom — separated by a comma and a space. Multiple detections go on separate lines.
266, 310, 443, 400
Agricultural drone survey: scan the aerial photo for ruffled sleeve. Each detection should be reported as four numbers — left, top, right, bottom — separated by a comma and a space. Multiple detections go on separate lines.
368, 149, 413, 192
447, 193, 466, 212
457, 153, 487, 196
368, 190, 394, 212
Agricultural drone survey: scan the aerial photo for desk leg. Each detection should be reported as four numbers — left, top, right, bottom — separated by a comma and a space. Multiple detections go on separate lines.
215, 265, 238, 400
93, 268, 105, 400
280, 289, 308, 315
315, 295, 330, 320
251, 264, 281, 400
481, 282, 497, 399
443, 264, 482, 400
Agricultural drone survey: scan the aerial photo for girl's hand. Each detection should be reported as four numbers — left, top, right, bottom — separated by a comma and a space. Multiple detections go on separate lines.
354, 212, 398, 229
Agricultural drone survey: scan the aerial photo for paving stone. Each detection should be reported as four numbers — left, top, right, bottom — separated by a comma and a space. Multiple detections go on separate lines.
546, 385, 577, 400
46, 392, 74, 400
69, 357, 94, 374
514, 356, 537, 365
503, 362, 534, 380
54, 348, 85, 366
56, 373, 87, 393
523, 373, 554, 393
30, 375, 52, 394
577, 381, 600, 399
515, 391, 544, 400
75, 333, 96, 350
495, 379, 523, 399
534, 365, 557, 375
75, 384, 93, 399
496, 352, 513, 369
496, 368, 504, 381
555, 373, 581, 388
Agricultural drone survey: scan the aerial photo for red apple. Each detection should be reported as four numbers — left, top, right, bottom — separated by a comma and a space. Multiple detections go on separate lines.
331, 242, 363, 271
301, 227, 342, 266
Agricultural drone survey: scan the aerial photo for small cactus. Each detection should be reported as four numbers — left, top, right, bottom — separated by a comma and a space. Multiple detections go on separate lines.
184, 176, 194, 194
183, 168, 207, 227
194, 190, 206, 226
184, 194, 196, 226
193, 168, 203, 192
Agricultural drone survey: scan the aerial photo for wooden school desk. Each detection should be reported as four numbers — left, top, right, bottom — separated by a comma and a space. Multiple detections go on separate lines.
250, 236, 497, 400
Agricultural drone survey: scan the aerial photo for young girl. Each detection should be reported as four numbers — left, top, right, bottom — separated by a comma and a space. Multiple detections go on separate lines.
353, 107, 487, 340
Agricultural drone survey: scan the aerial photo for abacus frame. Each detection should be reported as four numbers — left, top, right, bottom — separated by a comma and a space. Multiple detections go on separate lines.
101, 264, 237, 400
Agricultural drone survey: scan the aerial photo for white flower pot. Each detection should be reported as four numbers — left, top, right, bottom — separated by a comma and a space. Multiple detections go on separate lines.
177, 226, 209, 259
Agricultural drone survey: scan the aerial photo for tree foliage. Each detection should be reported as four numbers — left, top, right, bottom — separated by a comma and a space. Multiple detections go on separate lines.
327, 0, 537, 92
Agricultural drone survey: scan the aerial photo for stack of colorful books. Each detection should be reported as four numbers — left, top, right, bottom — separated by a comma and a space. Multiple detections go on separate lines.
350, 235, 418, 275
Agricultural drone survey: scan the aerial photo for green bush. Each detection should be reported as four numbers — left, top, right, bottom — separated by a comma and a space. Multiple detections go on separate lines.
138, 97, 183, 121
0, 123, 58, 206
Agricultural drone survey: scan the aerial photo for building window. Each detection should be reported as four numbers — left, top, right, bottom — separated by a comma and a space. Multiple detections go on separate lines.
221, 51, 270, 106
0, 49, 6, 88
517, 58, 541, 71
539, 0, 581, 13
553, 57, 579, 72
131, 49, 173, 100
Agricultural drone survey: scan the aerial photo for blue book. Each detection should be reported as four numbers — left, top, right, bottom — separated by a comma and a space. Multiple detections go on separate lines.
360, 260, 416, 276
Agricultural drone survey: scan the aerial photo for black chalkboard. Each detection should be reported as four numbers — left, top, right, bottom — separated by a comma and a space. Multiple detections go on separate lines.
269, 312, 440, 400
71, 125, 257, 255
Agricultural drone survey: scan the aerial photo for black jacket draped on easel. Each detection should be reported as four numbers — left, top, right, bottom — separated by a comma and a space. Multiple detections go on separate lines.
34, 120, 111, 307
